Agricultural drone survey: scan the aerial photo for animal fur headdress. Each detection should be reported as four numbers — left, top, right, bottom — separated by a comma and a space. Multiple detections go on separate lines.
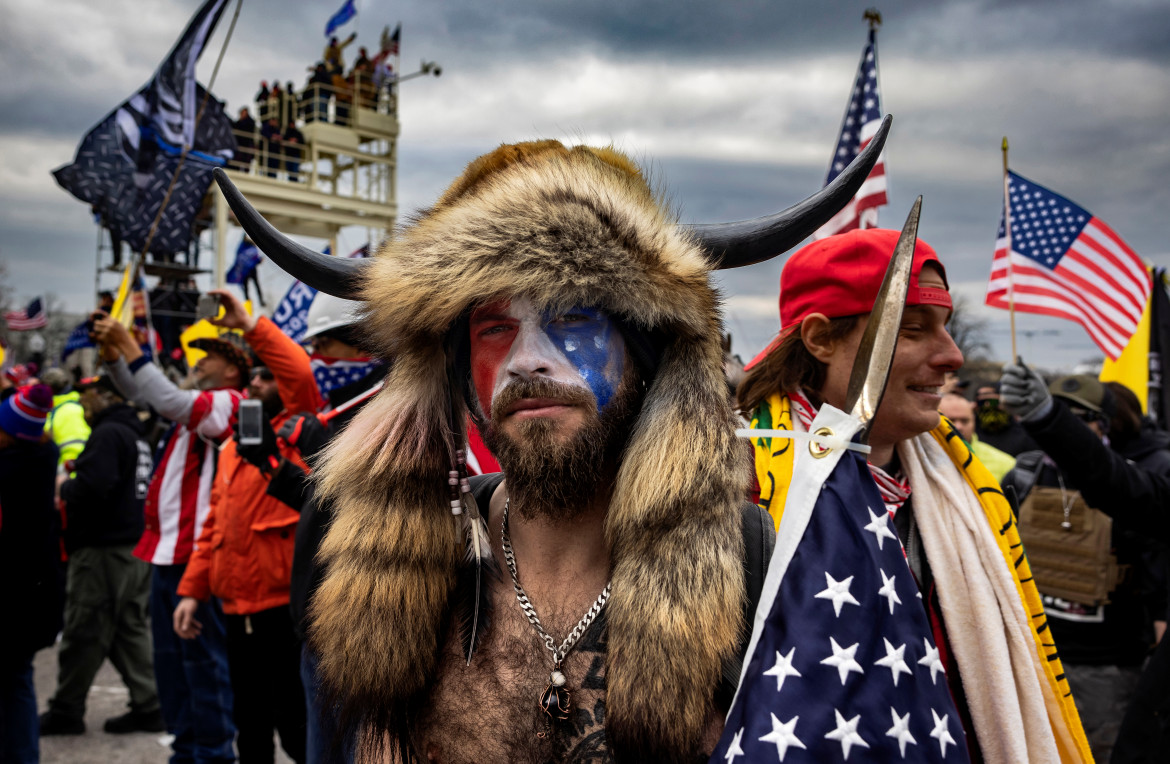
212, 124, 889, 760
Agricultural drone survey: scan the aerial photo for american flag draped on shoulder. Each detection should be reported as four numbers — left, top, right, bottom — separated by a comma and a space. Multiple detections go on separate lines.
986, 171, 1150, 360
52, 0, 235, 258
712, 406, 968, 763
4, 298, 48, 331
814, 28, 888, 239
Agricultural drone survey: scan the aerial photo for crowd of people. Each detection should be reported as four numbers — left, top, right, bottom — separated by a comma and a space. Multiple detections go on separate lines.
2, 139, 1168, 764
228, 34, 392, 182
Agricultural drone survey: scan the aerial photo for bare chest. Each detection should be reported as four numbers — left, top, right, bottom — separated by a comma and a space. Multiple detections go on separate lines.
411, 584, 613, 764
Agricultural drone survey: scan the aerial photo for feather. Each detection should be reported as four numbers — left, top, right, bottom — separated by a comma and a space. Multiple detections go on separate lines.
456, 482, 500, 664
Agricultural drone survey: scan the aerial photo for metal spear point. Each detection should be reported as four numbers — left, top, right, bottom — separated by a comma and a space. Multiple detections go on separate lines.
843, 196, 923, 444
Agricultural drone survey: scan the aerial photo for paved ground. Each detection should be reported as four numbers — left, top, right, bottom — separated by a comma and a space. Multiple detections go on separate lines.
32, 643, 294, 763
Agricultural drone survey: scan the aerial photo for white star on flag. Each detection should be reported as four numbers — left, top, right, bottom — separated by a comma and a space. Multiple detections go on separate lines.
710, 405, 969, 762
878, 568, 902, 613
763, 647, 802, 692
863, 506, 897, 550
918, 638, 945, 684
758, 713, 806, 761
824, 709, 870, 759
821, 637, 864, 685
814, 572, 860, 617
885, 707, 917, 758
874, 638, 912, 686
723, 728, 745, 763
930, 709, 957, 757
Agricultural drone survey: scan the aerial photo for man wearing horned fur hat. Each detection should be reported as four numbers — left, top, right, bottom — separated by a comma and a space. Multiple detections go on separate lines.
213, 128, 888, 761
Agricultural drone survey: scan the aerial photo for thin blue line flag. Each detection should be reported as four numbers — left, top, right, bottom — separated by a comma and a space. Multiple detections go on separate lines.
52, 0, 235, 258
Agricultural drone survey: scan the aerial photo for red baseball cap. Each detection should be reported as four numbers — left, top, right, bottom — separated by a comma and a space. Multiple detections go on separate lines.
744, 229, 951, 371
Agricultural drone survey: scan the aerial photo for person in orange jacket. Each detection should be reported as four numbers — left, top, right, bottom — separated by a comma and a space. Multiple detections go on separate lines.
173, 290, 321, 764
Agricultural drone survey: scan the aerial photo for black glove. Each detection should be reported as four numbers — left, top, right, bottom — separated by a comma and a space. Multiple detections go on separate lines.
236, 414, 280, 474
277, 413, 329, 464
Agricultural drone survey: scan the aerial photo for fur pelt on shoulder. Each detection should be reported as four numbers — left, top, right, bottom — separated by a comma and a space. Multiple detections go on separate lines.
310, 140, 748, 760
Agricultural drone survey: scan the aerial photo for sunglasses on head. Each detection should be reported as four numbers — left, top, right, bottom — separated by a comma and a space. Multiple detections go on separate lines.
250, 367, 274, 381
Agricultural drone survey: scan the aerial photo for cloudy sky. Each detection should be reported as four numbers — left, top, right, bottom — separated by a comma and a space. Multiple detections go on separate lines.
2, 0, 1168, 368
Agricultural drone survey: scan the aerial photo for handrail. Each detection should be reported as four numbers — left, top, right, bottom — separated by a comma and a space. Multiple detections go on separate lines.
225, 70, 399, 194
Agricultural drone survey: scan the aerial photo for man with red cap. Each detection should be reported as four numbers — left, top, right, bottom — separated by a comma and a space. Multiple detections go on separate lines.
737, 228, 1092, 763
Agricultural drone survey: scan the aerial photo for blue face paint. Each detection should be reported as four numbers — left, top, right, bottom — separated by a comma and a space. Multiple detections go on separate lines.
541, 306, 625, 410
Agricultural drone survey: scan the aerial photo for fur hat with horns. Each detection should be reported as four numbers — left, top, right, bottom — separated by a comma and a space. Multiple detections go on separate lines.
212, 120, 889, 760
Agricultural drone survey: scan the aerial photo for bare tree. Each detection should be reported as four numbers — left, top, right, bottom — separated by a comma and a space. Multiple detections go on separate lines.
946, 295, 992, 361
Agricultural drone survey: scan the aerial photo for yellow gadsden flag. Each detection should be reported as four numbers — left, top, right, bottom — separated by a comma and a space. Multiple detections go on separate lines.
1100, 267, 1153, 411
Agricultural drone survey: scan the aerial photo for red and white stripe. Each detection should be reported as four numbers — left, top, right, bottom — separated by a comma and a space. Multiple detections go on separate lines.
814, 127, 888, 240
134, 388, 241, 565
4, 312, 48, 331
986, 219, 1150, 361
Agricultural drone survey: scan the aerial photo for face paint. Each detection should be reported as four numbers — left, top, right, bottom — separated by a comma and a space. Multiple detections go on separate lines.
469, 298, 625, 417
542, 306, 622, 408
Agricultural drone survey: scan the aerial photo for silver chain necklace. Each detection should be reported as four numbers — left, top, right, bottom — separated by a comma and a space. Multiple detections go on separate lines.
502, 498, 611, 726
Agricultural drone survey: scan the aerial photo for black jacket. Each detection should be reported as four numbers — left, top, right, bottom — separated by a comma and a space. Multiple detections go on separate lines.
0, 436, 63, 667
1019, 400, 1170, 544
1008, 402, 1170, 665
59, 402, 151, 554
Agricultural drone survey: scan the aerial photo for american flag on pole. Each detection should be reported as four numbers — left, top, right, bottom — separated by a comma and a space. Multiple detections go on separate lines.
4, 298, 48, 331
986, 171, 1150, 360
712, 406, 968, 763
814, 28, 888, 239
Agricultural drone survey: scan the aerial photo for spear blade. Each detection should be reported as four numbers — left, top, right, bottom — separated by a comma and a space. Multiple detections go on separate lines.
843, 197, 923, 442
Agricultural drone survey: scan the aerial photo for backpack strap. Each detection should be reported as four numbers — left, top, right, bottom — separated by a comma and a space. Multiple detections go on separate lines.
716, 502, 776, 710
468, 472, 506, 505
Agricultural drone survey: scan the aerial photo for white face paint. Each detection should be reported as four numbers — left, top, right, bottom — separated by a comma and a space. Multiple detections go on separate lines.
469, 296, 626, 418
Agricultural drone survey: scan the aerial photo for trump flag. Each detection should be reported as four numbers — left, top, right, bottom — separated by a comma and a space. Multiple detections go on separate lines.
713, 406, 968, 763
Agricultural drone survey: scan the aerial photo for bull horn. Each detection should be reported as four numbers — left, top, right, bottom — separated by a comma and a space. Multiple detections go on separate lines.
689, 114, 892, 269
212, 168, 370, 299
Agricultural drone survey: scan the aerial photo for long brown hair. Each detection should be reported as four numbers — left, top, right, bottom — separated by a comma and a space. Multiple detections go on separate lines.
736, 316, 860, 416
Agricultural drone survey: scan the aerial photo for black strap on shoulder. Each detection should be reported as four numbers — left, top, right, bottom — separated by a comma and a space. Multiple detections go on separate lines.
716, 502, 776, 710
468, 472, 506, 505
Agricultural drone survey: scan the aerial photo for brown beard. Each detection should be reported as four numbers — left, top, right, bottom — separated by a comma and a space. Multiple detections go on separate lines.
482, 375, 640, 522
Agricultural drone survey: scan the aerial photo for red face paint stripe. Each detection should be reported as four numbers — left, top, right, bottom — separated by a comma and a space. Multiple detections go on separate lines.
469, 300, 516, 415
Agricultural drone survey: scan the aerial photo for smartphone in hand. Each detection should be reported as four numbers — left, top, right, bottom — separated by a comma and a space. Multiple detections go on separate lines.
237, 398, 265, 446
196, 294, 221, 321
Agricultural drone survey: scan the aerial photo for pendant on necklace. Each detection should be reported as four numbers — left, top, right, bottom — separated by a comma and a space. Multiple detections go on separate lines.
539, 669, 571, 721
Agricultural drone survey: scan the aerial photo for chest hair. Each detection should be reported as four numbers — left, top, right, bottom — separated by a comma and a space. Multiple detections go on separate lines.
409, 578, 613, 764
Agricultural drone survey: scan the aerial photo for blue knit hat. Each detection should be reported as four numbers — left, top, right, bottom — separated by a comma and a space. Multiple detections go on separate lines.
0, 384, 53, 441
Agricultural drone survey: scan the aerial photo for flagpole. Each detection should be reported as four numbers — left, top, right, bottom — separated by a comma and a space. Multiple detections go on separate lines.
104, 0, 243, 362
1002, 136, 1018, 361
133, 0, 244, 296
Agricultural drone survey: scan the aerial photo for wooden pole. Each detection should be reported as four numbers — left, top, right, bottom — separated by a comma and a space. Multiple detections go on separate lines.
1002, 136, 1019, 361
